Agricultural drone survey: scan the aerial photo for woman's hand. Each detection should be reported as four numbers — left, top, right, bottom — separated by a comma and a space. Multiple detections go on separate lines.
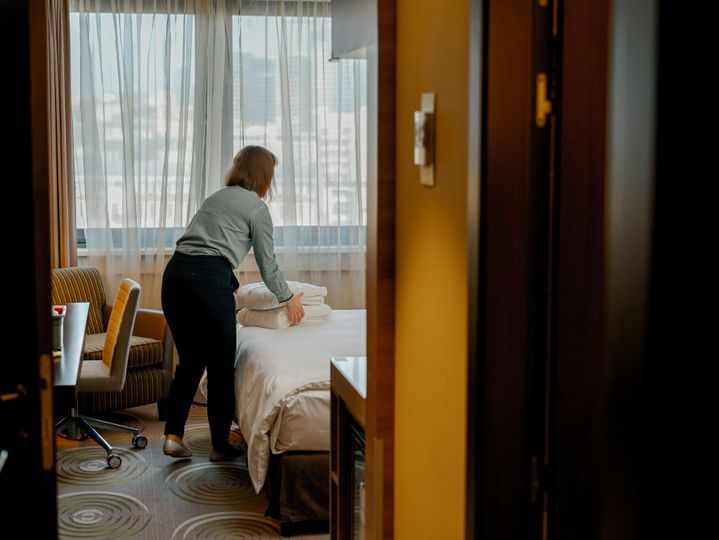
286, 292, 305, 326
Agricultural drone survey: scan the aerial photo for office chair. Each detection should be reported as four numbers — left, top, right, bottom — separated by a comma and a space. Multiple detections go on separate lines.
55, 278, 147, 469
51, 266, 174, 420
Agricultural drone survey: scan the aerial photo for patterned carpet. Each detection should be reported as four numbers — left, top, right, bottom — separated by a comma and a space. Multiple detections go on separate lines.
56, 404, 328, 540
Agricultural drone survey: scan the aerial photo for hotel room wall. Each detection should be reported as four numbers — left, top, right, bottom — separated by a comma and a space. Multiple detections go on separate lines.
395, 0, 469, 537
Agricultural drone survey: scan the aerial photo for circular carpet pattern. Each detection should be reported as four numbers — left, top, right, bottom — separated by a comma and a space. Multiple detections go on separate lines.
57, 491, 151, 538
166, 462, 256, 506
187, 405, 208, 424
183, 424, 212, 456
172, 511, 280, 539
57, 447, 148, 486
181, 424, 247, 456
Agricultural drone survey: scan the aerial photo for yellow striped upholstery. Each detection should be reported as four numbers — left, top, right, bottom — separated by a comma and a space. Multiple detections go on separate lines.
83, 334, 163, 369
51, 266, 106, 334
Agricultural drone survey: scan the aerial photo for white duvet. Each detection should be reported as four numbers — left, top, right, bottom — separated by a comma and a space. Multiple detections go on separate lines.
234, 309, 366, 493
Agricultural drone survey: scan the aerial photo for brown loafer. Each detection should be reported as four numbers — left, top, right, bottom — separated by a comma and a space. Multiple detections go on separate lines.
163, 437, 193, 458
209, 445, 242, 462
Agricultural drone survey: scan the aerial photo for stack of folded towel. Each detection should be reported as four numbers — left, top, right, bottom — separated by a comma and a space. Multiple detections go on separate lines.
235, 281, 332, 329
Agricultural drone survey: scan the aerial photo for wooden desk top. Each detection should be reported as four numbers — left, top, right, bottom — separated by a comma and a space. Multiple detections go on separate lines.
330, 356, 366, 427
53, 302, 89, 409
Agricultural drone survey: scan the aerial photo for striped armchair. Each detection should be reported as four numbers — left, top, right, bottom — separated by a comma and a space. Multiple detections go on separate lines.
51, 266, 173, 420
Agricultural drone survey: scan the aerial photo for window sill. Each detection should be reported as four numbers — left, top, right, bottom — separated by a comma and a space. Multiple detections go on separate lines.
76, 246, 366, 272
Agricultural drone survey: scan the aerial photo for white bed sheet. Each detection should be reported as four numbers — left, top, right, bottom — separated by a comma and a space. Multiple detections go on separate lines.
234, 309, 366, 493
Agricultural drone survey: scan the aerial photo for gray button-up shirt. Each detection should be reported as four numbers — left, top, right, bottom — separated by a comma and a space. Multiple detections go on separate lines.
175, 185, 292, 302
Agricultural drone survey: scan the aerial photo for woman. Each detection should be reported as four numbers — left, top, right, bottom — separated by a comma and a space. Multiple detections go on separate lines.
161, 146, 304, 461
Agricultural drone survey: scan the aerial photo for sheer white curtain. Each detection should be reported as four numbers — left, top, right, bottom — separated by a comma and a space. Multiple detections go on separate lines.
71, 0, 366, 309
232, 2, 367, 308
70, 1, 197, 307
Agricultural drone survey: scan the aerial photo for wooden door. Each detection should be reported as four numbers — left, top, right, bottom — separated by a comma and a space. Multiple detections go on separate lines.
466, 0, 557, 537
551, 0, 612, 537
0, 0, 55, 537
468, 0, 699, 538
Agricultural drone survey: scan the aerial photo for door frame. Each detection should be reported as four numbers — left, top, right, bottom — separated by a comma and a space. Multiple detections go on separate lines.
466, 0, 554, 537
467, 0, 666, 538
0, 0, 55, 537
365, 1, 396, 538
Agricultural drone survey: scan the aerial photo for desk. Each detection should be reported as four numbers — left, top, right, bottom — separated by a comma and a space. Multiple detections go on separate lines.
330, 356, 366, 426
53, 302, 89, 410
330, 356, 367, 540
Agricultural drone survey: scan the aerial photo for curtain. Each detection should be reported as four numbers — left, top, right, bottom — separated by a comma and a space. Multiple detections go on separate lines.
70, 0, 196, 306
48, 0, 77, 268
70, 0, 366, 309
233, 1, 366, 308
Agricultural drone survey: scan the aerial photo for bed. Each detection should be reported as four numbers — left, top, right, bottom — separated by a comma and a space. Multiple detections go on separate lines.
233, 309, 366, 533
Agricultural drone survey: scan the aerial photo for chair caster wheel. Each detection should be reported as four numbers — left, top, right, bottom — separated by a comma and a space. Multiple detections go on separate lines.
107, 454, 122, 469
132, 435, 148, 449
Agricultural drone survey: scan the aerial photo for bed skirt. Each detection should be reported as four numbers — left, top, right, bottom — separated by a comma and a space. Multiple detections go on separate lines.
264, 451, 330, 536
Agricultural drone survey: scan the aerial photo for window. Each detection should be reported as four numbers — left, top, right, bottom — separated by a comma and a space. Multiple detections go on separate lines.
70, 1, 366, 251
70, 11, 196, 241
231, 13, 367, 228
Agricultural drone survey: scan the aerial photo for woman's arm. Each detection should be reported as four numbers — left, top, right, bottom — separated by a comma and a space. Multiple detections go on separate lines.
249, 205, 304, 324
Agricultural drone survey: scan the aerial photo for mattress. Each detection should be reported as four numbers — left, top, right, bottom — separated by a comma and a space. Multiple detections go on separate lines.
234, 309, 366, 492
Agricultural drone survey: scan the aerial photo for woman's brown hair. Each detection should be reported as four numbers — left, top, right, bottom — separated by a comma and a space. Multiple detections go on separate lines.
224, 145, 277, 198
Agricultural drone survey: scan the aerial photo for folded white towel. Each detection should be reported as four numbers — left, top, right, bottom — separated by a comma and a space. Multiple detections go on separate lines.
237, 303, 332, 329
235, 281, 328, 310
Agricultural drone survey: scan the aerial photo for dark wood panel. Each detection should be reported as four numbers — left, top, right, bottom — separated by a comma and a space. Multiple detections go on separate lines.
365, 0, 395, 538
0, 0, 54, 537
470, 0, 551, 537
552, 0, 610, 538
481, 0, 533, 532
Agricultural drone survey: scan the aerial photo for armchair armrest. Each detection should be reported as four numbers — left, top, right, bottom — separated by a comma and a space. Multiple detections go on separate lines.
135, 308, 174, 397
134, 308, 167, 341
106, 304, 168, 341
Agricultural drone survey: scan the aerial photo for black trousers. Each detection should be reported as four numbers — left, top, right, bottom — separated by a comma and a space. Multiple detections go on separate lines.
161, 252, 239, 448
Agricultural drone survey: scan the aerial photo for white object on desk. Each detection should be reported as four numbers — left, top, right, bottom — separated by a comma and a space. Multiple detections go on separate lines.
51, 305, 66, 351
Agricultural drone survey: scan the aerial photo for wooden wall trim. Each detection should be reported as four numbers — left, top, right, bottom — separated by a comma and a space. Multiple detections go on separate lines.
365, 0, 396, 538
0, 0, 54, 536
482, 0, 546, 537
30, 0, 52, 321
467, 0, 553, 537
552, 0, 610, 537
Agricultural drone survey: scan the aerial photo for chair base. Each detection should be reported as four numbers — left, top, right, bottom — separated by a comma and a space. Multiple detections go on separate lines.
55, 409, 147, 468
